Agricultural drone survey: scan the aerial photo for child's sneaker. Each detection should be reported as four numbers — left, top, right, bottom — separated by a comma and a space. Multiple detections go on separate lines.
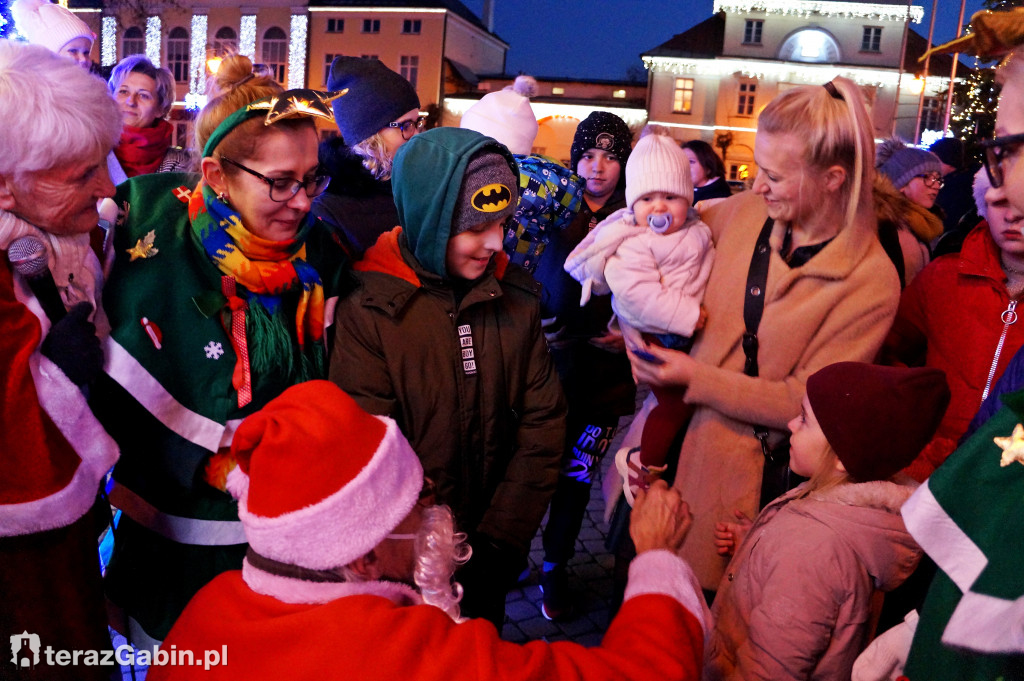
615, 446, 667, 507
539, 566, 573, 621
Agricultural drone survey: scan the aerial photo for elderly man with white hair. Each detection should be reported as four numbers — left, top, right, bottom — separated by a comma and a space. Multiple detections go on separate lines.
150, 380, 710, 681
0, 39, 121, 681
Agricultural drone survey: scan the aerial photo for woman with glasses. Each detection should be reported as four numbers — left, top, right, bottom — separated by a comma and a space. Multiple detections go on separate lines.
92, 55, 352, 648
875, 138, 945, 284
314, 56, 426, 256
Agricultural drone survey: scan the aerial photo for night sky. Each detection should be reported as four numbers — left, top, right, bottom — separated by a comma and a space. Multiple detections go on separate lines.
462, 0, 988, 81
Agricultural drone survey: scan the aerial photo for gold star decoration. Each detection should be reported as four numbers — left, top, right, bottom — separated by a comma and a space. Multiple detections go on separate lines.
993, 423, 1024, 468
247, 88, 348, 126
127, 230, 159, 262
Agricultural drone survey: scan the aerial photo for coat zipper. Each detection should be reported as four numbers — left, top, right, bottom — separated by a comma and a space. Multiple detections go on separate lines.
982, 299, 1018, 403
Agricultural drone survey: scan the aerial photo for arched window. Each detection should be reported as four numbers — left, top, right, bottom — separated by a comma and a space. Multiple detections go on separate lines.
777, 28, 841, 64
122, 26, 144, 57
167, 26, 190, 83
214, 26, 237, 57
261, 27, 287, 83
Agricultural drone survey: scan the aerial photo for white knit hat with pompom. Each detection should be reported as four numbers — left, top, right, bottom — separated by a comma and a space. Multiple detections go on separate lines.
460, 75, 539, 155
11, 0, 94, 54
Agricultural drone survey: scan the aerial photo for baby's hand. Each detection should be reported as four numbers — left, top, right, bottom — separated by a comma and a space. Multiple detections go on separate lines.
713, 509, 753, 557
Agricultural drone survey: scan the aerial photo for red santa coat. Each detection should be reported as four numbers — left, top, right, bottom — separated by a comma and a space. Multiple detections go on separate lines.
881, 223, 1024, 481
149, 550, 707, 681
0, 213, 120, 680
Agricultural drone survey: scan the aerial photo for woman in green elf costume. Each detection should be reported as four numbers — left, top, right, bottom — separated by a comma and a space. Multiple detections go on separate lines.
91, 55, 353, 650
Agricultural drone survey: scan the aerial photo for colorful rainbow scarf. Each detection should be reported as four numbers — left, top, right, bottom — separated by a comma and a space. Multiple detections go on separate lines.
189, 181, 325, 403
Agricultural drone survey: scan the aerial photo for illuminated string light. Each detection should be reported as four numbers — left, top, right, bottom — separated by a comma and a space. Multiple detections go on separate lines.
190, 14, 208, 96
712, 0, 923, 23
146, 15, 162, 66
101, 15, 116, 66
287, 13, 307, 90
239, 15, 256, 59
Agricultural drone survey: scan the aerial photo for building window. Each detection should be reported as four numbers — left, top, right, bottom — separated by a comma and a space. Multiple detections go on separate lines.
743, 19, 763, 45
123, 26, 145, 57
399, 55, 418, 88
261, 26, 288, 83
213, 26, 237, 57
362, 54, 379, 60
861, 26, 882, 52
612, 89, 626, 99
921, 97, 944, 133
324, 53, 337, 86
173, 122, 189, 148
402, 19, 421, 35
327, 18, 344, 33
737, 80, 756, 116
728, 163, 749, 182
673, 77, 694, 113
551, 86, 565, 95
362, 19, 380, 34
166, 27, 190, 83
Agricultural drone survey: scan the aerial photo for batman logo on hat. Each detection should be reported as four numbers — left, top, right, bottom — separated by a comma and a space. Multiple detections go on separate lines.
595, 132, 615, 150
471, 184, 512, 212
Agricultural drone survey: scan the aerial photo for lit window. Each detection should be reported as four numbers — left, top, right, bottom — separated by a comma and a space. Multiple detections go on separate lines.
551, 86, 565, 95
612, 89, 626, 99
861, 26, 882, 52
166, 27, 190, 83
921, 97, 944, 134
123, 26, 145, 57
363, 19, 380, 34
213, 26, 237, 57
743, 19, 763, 45
737, 80, 756, 116
399, 55, 418, 88
261, 26, 288, 83
327, 18, 344, 33
673, 78, 694, 113
402, 19, 421, 35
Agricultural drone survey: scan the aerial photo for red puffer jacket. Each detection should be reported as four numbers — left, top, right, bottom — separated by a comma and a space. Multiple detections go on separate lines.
881, 222, 1024, 481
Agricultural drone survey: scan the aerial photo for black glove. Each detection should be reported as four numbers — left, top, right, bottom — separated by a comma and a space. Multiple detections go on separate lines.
40, 302, 103, 387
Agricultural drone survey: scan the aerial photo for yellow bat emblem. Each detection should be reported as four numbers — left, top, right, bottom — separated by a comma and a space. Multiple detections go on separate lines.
471, 183, 512, 213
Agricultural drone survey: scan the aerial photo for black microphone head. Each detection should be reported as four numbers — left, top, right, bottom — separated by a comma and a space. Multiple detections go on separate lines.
8, 236, 49, 278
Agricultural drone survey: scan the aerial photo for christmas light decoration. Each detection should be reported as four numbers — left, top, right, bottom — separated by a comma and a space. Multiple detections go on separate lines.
287, 13, 307, 90
712, 0, 923, 23
184, 92, 208, 111
190, 14, 208, 97
240, 15, 256, 59
919, 129, 945, 148
146, 15, 162, 66
446, 98, 649, 129
101, 15, 116, 67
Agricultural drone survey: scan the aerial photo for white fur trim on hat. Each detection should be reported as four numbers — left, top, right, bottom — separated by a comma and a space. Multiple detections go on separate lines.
12, 0, 95, 54
233, 416, 424, 571
625, 130, 693, 208
460, 80, 539, 155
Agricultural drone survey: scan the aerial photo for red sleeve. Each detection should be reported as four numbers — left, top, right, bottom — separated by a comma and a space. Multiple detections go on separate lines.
880, 264, 934, 367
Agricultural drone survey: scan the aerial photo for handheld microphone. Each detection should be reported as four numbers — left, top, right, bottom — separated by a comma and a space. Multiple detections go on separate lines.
7, 235, 67, 323
97, 198, 118, 256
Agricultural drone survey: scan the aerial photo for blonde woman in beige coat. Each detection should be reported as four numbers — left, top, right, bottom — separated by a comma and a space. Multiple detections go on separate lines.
627, 77, 901, 594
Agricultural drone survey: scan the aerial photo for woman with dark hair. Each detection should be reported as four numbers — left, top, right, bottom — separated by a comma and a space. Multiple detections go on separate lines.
682, 140, 732, 203
107, 55, 192, 180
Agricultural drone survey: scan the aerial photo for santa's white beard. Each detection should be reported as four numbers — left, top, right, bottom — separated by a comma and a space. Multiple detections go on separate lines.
414, 505, 472, 622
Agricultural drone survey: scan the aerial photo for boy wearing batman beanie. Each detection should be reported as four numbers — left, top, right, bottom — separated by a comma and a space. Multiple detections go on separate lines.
329, 127, 567, 630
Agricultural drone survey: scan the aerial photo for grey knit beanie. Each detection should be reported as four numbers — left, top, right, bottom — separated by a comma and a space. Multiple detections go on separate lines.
876, 138, 942, 190
451, 150, 518, 236
327, 56, 420, 145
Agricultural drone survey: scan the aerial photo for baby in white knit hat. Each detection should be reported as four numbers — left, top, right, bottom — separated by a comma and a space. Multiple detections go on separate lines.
564, 127, 714, 501
11, 0, 95, 69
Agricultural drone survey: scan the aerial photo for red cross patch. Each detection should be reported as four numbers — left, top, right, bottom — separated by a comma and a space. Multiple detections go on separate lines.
173, 186, 192, 203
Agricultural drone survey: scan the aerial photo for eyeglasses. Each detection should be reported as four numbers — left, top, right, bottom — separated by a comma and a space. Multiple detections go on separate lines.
914, 173, 944, 189
219, 156, 330, 202
387, 114, 427, 140
982, 132, 1024, 189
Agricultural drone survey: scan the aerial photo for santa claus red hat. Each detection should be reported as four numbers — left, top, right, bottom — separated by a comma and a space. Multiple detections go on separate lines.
226, 380, 423, 571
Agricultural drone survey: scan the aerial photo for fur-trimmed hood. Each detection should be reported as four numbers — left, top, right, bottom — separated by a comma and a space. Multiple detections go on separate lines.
874, 173, 944, 243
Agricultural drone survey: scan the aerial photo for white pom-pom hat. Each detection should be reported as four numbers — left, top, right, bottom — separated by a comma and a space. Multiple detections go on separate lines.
11, 0, 95, 54
460, 75, 539, 155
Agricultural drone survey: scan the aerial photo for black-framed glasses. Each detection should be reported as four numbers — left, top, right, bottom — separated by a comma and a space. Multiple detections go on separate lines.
387, 114, 427, 140
982, 132, 1024, 189
914, 173, 944, 189
219, 156, 330, 202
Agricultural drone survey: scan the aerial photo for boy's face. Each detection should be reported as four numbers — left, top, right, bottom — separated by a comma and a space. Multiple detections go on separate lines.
632, 191, 690, 236
445, 217, 504, 280
576, 148, 621, 200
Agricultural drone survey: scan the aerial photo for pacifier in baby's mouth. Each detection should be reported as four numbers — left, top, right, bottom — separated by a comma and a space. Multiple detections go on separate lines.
647, 213, 673, 234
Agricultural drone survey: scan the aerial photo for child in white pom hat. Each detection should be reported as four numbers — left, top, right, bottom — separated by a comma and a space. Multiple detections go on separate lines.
11, 0, 95, 69
564, 127, 715, 503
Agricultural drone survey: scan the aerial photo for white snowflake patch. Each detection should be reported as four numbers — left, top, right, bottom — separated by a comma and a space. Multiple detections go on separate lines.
204, 341, 225, 359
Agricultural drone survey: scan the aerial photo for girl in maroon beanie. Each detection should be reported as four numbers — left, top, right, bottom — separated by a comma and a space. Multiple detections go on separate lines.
703, 362, 950, 681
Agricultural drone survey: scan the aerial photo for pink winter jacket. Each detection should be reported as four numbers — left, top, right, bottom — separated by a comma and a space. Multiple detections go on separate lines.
704, 478, 922, 681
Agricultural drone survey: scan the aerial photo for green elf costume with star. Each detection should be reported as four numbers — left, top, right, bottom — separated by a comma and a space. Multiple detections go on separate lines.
92, 89, 352, 644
